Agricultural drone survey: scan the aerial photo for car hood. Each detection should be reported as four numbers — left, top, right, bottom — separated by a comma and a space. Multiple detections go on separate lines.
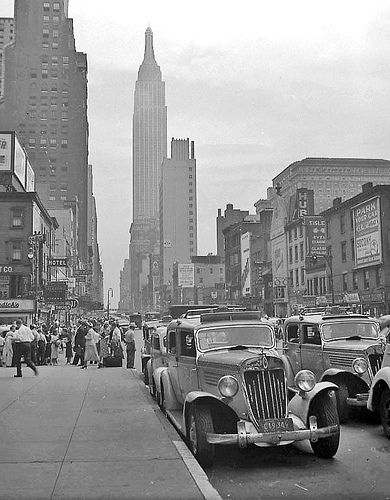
323, 338, 382, 353
198, 347, 279, 369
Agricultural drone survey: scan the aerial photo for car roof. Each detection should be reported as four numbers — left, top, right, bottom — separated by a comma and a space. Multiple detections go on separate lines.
285, 313, 377, 325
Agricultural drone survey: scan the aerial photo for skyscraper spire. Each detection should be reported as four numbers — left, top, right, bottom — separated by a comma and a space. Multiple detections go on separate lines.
138, 26, 161, 81
144, 26, 155, 61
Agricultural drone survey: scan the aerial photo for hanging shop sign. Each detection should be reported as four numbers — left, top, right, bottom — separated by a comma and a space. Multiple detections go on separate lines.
48, 258, 68, 267
305, 216, 327, 257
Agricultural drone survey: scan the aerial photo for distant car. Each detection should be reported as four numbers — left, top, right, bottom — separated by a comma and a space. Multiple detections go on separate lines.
282, 311, 383, 422
151, 310, 340, 467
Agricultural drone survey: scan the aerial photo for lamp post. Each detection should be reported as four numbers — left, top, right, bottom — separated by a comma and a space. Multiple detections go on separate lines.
107, 287, 113, 320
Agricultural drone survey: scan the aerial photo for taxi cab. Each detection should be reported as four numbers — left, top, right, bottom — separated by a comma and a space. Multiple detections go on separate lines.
282, 309, 383, 422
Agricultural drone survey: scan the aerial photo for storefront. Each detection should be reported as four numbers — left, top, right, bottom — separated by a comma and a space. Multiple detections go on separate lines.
0, 299, 35, 326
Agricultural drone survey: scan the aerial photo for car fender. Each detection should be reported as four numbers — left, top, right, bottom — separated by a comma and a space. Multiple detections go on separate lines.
288, 381, 339, 424
160, 368, 181, 411
367, 367, 390, 411
279, 353, 296, 387
152, 366, 166, 394
320, 368, 369, 391
146, 359, 153, 385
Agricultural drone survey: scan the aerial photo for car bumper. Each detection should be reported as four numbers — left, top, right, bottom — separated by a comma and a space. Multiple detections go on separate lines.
347, 393, 369, 407
206, 417, 339, 448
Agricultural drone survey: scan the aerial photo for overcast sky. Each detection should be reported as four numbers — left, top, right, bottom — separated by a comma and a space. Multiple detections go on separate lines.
2, 0, 390, 306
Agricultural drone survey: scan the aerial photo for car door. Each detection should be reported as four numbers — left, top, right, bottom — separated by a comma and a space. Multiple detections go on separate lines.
284, 322, 302, 375
166, 327, 182, 403
299, 323, 324, 380
177, 328, 199, 401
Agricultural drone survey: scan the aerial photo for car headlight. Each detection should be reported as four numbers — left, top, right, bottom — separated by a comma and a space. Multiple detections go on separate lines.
352, 357, 368, 374
217, 375, 239, 398
295, 370, 316, 392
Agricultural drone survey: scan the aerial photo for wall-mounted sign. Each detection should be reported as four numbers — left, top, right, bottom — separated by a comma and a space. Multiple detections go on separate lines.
305, 216, 327, 256
352, 197, 382, 269
0, 299, 35, 312
48, 258, 68, 267
178, 263, 194, 287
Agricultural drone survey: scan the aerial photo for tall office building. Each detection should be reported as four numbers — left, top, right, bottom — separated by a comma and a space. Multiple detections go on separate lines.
160, 138, 197, 290
0, 0, 90, 265
273, 157, 390, 214
127, 27, 167, 310
0, 17, 14, 100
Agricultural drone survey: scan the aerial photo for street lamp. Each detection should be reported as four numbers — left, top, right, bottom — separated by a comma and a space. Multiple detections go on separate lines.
107, 287, 113, 319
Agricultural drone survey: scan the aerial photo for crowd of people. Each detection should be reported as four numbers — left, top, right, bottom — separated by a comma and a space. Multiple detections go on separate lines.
0, 317, 137, 377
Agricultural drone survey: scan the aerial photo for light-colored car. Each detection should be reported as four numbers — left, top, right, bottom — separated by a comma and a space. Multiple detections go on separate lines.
152, 311, 340, 467
282, 312, 383, 422
146, 326, 168, 398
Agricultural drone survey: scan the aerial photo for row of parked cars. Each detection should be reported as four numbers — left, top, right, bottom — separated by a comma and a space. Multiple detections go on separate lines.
140, 306, 390, 467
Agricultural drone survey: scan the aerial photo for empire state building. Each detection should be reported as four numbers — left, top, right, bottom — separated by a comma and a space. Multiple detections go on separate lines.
126, 27, 167, 311
133, 27, 167, 219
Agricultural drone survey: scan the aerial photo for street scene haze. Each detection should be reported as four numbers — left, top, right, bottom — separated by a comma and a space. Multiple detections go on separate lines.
1, 1, 390, 499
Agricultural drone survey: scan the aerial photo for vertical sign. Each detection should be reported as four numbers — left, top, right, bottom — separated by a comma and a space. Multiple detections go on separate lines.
305, 216, 327, 256
241, 232, 251, 296
0, 133, 12, 171
352, 197, 382, 268
178, 263, 194, 287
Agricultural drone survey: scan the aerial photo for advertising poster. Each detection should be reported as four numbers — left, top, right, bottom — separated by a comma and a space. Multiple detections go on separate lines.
241, 232, 251, 296
353, 197, 382, 268
0, 133, 12, 171
305, 216, 327, 256
178, 263, 194, 287
14, 139, 26, 187
25, 160, 35, 192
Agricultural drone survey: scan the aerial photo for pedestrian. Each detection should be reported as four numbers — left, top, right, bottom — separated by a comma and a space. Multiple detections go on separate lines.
12, 318, 38, 377
3, 326, 16, 367
81, 323, 100, 369
36, 327, 46, 365
50, 330, 61, 365
30, 324, 38, 365
98, 329, 110, 368
0, 331, 5, 367
124, 324, 136, 369
111, 321, 124, 361
62, 328, 73, 364
43, 325, 51, 365
72, 320, 87, 366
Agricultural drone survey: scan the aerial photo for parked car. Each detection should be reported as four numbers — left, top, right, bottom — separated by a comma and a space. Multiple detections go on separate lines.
146, 325, 168, 397
151, 310, 340, 467
367, 317, 390, 437
282, 311, 383, 422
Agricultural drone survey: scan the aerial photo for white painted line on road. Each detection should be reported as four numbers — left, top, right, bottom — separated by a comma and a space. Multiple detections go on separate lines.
172, 440, 222, 500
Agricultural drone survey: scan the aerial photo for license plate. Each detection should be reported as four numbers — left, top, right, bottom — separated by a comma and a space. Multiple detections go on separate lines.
258, 418, 294, 433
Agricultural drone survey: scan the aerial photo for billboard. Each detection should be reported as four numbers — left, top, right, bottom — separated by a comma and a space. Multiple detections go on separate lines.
305, 216, 327, 256
25, 160, 35, 192
352, 197, 382, 268
178, 263, 194, 287
14, 139, 26, 188
0, 133, 12, 171
289, 188, 314, 221
241, 232, 251, 296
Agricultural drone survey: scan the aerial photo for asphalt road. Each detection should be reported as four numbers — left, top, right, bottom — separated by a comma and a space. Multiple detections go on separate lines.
204, 411, 390, 500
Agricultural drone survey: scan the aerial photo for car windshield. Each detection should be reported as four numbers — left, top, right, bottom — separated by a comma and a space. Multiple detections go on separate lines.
321, 320, 379, 341
197, 324, 274, 351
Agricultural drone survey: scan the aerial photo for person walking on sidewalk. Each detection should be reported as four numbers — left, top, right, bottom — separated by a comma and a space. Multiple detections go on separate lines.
36, 327, 46, 366
72, 320, 87, 366
3, 326, 16, 367
13, 319, 38, 378
81, 323, 100, 369
124, 324, 136, 369
62, 328, 73, 364
98, 329, 110, 368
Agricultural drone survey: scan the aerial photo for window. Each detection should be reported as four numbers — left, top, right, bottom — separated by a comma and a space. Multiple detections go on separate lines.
342, 273, 348, 292
364, 270, 370, 290
289, 247, 293, 264
51, 56, 58, 65
53, 2, 60, 10
179, 330, 195, 358
52, 29, 59, 38
52, 42, 58, 49
294, 245, 298, 262
351, 239, 355, 262
49, 138, 57, 147
376, 267, 384, 287
289, 270, 293, 286
167, 330, 176, 354
61, 139, 68, 148
353, 271, 358, 290
294, 227, 297, 239
340, 214, 345, 234
288, 230, 292, 243
286, 324, 299, 342
11, 241, 22, 261
53, 15, 59, 24
62, 56, 69, 65
42, 28, 49, 38
302, 325, 321, 345
43, 15, 50, 22
61, 111, 68, 120
341, 241, 347, 262
301, 267, 305, 285
11, 208, 24, 228
28, 138, 36, 147
43, 2, 50, 11
295, 269, 299, 286
300, 242, 304, 261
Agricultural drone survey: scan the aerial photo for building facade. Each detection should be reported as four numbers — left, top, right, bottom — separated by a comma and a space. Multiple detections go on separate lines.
273, 157, 390, 214
0, 17, 14, 100
216, 204, 249, 262
160, 138, 197, 289
0, 0, 90, 266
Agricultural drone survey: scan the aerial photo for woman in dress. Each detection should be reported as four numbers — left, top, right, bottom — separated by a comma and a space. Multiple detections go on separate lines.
81, 324, 100, 369
98, 329, 110, 368
50, 331, 60, 365
3, 326, 16, 367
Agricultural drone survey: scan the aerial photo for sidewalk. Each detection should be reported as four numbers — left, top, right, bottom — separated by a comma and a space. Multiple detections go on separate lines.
0, 362, 217, 499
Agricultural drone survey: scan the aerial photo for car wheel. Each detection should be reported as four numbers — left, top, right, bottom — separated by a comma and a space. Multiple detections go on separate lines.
143, 366, 149, 386
335, 381, 349, 424
187, 405, 215, 468
379, 388, 390, 439
157, 385, 166, 415
309, 390, 340, 459
149, 377, 156, 398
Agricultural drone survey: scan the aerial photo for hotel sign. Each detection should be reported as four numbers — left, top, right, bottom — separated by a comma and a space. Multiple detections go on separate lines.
48, 258, 68, 267
352, 197, 382, 268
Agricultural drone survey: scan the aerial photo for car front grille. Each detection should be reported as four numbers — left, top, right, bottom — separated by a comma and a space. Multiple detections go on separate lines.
244, 368, 287, 424
369, 353, 383, 376
327, 350, 365, 367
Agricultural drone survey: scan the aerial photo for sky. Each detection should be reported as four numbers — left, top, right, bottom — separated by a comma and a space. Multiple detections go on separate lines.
1, 0, 390, 307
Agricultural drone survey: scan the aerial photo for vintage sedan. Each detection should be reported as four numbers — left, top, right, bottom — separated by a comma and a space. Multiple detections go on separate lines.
146, 325, 168, 398
152, 311, 340, 467
282, 312, 383, 422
